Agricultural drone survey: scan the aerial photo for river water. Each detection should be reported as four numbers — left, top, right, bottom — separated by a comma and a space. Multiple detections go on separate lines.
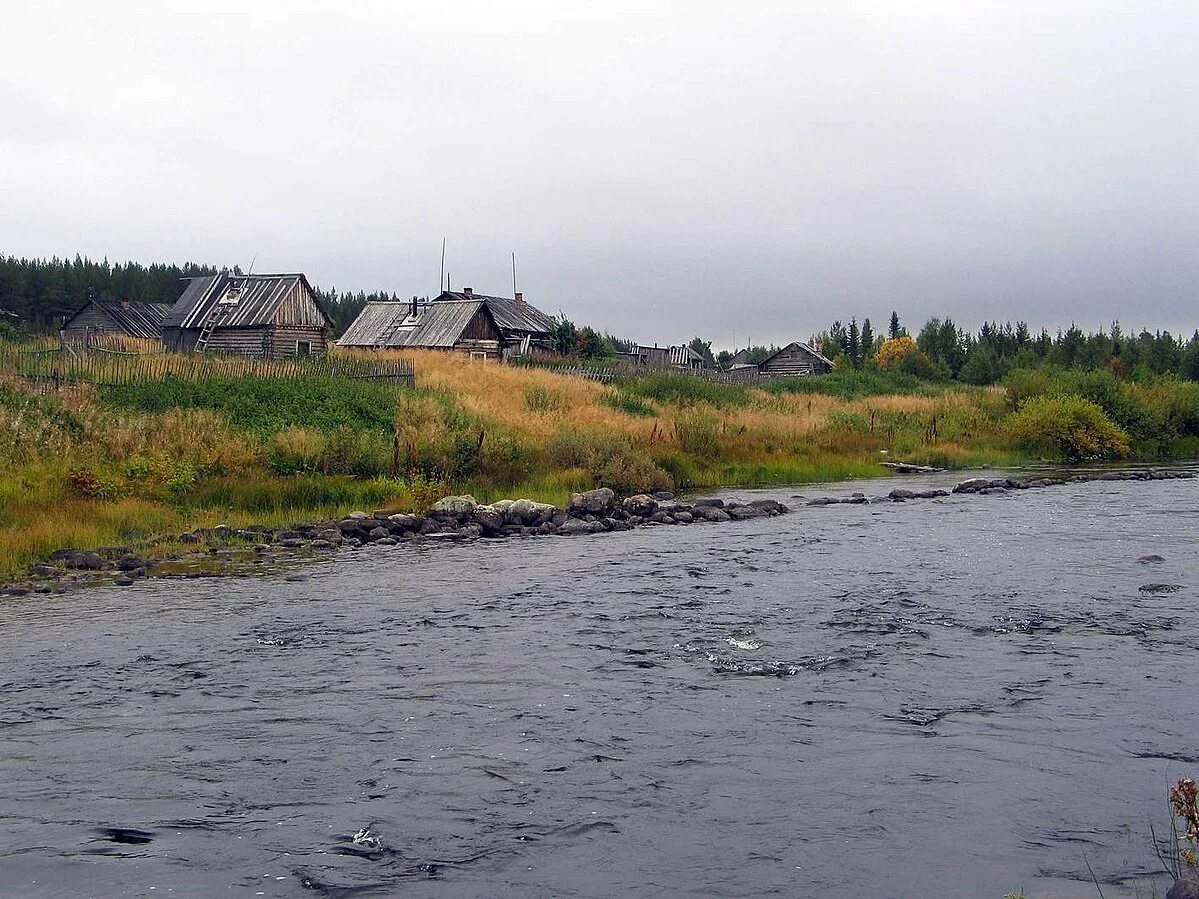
1, 469, 1197, 898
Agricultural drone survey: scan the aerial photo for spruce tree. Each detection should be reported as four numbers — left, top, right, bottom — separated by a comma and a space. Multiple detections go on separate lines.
860, 318, 874, 364
888, 310, 901, 339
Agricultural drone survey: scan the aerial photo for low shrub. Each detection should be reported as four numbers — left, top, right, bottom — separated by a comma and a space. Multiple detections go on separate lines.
674, 412, 721, 459
1007, 394, 1130, 461
547, 427, 670, 493
523, 385, 567, 413
599, 390, 656, 417
623, 372, 747, 407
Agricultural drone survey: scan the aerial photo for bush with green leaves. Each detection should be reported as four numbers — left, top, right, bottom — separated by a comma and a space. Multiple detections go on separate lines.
1007, 394, 1130, 461
623, 372, 747, 408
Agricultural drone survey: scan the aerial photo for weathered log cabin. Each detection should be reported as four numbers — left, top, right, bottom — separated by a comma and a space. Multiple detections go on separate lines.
433, 288, 557, 355
162, 273, 331, 357
757, 341, 835, 377
338, 297, 504, 359
60, 299, 172, 343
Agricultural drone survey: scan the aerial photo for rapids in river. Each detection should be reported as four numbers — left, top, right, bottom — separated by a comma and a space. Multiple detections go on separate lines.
1, 469, 1197, 898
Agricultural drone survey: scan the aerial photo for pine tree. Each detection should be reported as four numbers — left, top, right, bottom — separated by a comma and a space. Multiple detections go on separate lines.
860, 318, 874, 364
888, 310, 901, 339
847, 318, 861, 368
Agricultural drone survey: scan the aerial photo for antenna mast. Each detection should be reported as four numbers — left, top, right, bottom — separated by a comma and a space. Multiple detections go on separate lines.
511, 252, 518, 298
439, 238, 446, 294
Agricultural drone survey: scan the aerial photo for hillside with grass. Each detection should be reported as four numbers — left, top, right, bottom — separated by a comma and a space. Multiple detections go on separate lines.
2, 343, 1198, 580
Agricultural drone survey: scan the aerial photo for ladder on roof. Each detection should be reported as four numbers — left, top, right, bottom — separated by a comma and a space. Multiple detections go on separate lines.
194, 280, 242, 353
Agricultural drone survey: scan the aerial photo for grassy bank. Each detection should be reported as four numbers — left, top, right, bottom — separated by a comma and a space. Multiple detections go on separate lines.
2, 345, 1196, 581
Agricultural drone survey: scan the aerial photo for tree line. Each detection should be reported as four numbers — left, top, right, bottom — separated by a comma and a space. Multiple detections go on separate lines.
813, 311, 1199, 383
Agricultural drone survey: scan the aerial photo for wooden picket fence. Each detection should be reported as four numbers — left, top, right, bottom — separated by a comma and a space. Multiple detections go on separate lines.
0, 339, 415, 394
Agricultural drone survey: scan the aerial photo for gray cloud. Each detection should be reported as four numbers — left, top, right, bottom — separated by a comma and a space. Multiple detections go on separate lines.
2, 0, 1196, 346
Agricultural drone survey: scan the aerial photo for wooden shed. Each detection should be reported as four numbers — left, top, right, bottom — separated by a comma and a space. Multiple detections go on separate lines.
60, 299, 173, 343
757, 342, 835, 377
162, 273, 331, 357
338, 298, 503, 359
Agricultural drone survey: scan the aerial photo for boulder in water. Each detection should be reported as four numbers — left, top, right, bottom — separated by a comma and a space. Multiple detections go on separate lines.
569, 488, 616, 515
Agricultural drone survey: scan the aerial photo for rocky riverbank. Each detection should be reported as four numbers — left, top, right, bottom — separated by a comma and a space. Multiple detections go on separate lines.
1, 469, 1193, 597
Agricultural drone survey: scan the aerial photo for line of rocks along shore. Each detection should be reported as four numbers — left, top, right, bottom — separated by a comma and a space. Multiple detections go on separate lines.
2, 468, 1193, 597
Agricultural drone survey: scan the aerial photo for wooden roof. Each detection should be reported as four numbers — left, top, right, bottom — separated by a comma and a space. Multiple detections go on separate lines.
435, 291, 556, 336
165, 273, 330, 330
62, 299, 173, 338
338, 300, 495, 349
758, 341, 835, 369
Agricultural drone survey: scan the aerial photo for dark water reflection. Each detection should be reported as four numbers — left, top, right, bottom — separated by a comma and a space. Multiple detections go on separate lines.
2, 470, 1197, 898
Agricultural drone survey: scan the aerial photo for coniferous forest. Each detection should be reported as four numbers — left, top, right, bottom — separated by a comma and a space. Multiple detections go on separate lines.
0, 255, 387, 337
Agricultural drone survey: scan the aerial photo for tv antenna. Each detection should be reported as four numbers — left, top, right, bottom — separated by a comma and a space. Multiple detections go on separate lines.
439, 238, 446, 293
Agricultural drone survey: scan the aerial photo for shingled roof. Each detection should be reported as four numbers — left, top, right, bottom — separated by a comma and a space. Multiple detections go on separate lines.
165, 273, 330, 329
62, 299, 173, 339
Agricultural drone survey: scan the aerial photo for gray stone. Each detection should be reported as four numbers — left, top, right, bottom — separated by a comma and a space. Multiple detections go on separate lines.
889, 488, 918, 500
346, 510, 370, 520
915, 489, 951, 499
649, 511, 675, 524
67, 552, 104, 571
473, 505, 506, 532
429, 495, 479, 518
673, 511, 694, 524
622, 494, 659, 516
1137, 554, 1166, 564
31, 564, 59, 577
727, 504, 770, 520
748, 499, 787, 514
693, 505, 731, 522
179, 532, 202, 544
807, 497, 836, 506
316, 528, 343, 544
692, 497, 725, 508
386, 514, 422, 532
367, 526, 389, 541
953, 477, 1013, 493
557, 517, 595, 536
569, 487, 617, 515
653, 491, 675, 500
457, 524, 483, 539
551, 510, 569, 527
279, 538, 307, 548
116, 554, 144, 571
114, 576, 135, 587
310, 539, 333, 549
375, 536, 398, 546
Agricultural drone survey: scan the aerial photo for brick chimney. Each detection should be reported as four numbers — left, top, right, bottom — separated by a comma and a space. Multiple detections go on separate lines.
514, 291, 524, 307
463, 287, 473, 297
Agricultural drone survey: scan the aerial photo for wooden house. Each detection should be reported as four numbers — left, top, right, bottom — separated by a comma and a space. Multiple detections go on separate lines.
725, 348, 758, 370
60, 299, 173, 343
433, 288, 557, 355
338, 297, 504, 359
615, 344, 705, 370
757, 342, 835, 377
162, 273, 331, 357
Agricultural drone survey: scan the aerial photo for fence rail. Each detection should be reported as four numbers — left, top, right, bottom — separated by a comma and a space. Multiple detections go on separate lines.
0, 341, 415, 393
537, 359, 768, 386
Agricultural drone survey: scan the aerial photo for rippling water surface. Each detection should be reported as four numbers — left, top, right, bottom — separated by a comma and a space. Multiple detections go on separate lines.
2, 470, 1198, 898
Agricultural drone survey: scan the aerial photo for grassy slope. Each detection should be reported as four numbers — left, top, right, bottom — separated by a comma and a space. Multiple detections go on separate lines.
1, 350, 1024, 579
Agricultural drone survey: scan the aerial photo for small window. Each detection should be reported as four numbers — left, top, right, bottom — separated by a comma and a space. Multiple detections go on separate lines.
296, 341, 312, 356
469, 351, 488, 361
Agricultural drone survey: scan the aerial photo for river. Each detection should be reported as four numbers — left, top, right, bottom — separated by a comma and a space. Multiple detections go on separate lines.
1, 469, 1197, 898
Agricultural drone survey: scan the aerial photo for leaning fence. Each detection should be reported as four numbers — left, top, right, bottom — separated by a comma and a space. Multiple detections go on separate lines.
0, 340, 416, 394
531, 358, 767, 386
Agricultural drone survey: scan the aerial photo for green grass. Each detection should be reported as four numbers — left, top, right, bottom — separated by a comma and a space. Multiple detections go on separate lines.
101, 375, 404, 434
621, 372, 750, 407
762, 367, 934, 400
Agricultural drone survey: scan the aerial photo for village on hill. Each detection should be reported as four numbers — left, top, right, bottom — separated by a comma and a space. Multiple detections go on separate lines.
56, 269, 836, 381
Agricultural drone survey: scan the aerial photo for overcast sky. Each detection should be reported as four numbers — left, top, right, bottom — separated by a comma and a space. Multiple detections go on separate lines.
3, 1, 1196, 346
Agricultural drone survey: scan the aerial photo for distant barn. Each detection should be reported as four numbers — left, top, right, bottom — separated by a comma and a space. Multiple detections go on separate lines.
60, 299, 172, 343
757, 342, 835, 377
163, 273, 331, 357
338, 297, 504, 359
